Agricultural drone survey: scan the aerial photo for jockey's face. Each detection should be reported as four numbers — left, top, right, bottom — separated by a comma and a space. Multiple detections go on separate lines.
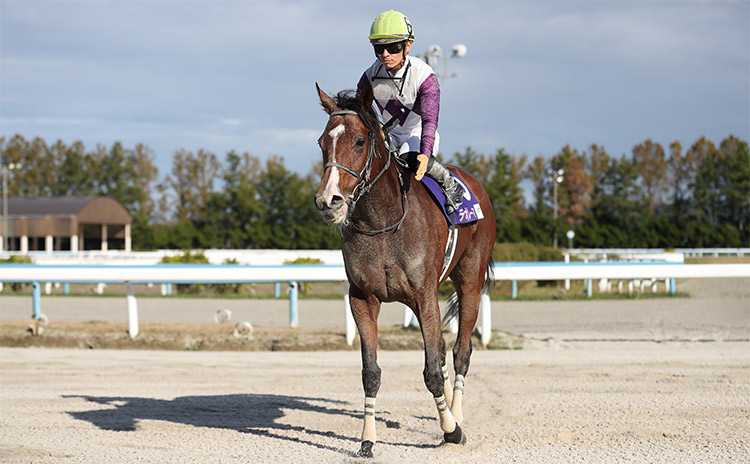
376, 40, 411, 73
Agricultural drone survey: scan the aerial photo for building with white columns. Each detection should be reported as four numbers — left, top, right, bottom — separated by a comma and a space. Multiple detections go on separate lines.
0, 196, 131, 254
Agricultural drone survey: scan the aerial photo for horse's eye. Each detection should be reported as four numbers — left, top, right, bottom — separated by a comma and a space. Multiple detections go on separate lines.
355, 137, 367, 148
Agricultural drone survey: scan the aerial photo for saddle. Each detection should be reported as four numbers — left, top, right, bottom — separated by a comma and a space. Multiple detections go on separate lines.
393, 150, 485, 226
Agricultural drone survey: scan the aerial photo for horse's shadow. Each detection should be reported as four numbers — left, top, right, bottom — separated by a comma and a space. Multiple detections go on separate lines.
63, 393, 416, 455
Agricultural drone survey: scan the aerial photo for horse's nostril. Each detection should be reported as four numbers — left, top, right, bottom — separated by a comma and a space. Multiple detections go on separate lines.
329, 195, 344, 207
314, 194, 344, 209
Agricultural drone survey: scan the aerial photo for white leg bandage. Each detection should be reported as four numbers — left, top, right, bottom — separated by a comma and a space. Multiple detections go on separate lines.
361, 397, 377, 443
451, 374, 465, 425
433, 395, 457, 433
442, 364, 453, 407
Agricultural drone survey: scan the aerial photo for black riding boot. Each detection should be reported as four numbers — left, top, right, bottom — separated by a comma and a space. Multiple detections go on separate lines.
425, 157, 464, 214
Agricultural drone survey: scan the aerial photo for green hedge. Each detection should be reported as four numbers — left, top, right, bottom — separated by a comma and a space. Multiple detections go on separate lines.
492, 242, 564, 262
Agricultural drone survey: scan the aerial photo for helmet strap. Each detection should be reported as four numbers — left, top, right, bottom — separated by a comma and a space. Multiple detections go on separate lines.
392, 58, 405, 73
389, 45, 408, 73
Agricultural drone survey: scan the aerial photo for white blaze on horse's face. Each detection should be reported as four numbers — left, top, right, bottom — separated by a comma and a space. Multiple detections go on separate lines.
318, 123, 349, 224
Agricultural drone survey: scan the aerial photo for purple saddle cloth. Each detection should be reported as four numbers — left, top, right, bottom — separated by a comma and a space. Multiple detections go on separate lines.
421, 175, 485, 225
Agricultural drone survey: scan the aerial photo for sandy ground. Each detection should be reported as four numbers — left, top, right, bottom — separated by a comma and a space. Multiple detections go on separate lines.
0, 278, 749, 463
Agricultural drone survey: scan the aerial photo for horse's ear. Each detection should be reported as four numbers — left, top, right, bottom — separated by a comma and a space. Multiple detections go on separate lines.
359, 82, 374, 112
316, 83, 337, 115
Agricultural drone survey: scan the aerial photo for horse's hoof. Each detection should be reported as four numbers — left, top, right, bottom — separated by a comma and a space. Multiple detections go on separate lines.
357, 440, 374, 458
444, 424, 467, 445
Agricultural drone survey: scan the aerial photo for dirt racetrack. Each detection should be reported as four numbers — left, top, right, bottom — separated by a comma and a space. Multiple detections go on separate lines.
1, 278, 749, 463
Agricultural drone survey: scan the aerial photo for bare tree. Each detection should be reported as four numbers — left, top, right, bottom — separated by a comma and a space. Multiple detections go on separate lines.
632, 139, 667, 213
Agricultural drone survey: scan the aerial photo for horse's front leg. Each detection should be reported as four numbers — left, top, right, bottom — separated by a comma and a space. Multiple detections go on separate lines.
350, 291, 382, 458
417, 293, 466, 445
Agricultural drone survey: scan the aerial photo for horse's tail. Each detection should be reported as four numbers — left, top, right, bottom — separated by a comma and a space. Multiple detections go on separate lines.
482, 259, 496, 296
441, 260, 495, 326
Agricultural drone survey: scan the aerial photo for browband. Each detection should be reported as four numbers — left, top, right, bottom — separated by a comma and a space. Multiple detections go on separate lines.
330, 110, 358, 117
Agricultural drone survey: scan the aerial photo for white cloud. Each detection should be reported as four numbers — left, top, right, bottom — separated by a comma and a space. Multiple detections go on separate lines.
1, 0, 747, 180
219, 119, 247, 127
267, 128, 319, 145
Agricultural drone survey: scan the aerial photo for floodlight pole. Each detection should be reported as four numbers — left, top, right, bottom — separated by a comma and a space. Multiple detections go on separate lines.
422, 44, 467, 83
553, 179, 558, 249
550, 168, 564, 248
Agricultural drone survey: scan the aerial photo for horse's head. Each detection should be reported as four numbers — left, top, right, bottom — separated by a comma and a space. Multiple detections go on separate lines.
314, 84, 381, 226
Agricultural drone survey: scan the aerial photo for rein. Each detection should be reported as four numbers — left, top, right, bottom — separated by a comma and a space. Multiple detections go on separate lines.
323, 109, 408, 236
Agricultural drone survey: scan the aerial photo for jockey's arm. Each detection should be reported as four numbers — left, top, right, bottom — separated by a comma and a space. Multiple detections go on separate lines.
415, 73, 440, 181
417, 73, 440, 156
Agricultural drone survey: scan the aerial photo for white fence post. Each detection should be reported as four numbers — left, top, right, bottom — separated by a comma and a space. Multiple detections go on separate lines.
288, 282, 298, 328
403, 305, 418, 328
343, 282, 356, 346
449, 315, 458, 334
480, 290, 491, 347
126, 281, 138, 339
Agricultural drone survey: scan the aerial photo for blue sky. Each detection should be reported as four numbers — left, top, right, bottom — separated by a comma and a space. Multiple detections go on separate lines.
1, 0, 748, 182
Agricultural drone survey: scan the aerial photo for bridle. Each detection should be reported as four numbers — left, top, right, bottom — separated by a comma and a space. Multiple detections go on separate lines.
323, 109, 408, 236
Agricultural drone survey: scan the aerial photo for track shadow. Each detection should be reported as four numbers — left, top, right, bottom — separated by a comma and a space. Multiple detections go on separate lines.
63, 393, 404, 455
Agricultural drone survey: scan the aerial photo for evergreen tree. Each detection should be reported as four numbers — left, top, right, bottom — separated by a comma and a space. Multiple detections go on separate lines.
484, 149, 526, 242
590, 156, 649, 247
450, 146, 488, 182
717, 136, 749, 244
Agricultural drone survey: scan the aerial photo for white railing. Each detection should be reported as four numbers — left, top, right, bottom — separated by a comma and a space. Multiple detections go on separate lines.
1, 262, 749, 346
569, 248, 749, 258
3, 247, 747, 264
0, 249, 346, 265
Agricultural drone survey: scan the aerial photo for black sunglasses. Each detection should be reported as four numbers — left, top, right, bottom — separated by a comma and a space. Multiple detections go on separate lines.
373, 41, 405, 55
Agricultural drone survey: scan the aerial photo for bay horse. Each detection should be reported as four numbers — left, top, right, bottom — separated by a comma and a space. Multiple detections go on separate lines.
314, 84, 496, 457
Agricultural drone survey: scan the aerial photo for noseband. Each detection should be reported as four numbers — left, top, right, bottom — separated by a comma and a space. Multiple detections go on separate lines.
323, 109, 408, 235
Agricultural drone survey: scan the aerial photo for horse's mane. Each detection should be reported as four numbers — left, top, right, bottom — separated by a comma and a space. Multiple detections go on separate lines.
333, 90, 381, 134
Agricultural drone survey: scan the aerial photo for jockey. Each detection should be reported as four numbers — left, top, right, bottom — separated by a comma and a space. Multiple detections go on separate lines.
357, 10, 465, 214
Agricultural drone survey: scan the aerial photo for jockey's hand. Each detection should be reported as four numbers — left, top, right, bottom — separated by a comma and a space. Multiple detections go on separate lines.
415, 154, 429, 181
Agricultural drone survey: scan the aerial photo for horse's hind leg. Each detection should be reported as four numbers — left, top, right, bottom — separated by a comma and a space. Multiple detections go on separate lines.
350, 292, 382, 458
449, 261, 486, 425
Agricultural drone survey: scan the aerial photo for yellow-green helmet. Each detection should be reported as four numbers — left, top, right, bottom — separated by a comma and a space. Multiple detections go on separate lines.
368, 10, 414, 44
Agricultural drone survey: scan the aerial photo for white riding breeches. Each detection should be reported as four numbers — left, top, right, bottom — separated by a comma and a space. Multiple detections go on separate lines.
391, 131, 440, 156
